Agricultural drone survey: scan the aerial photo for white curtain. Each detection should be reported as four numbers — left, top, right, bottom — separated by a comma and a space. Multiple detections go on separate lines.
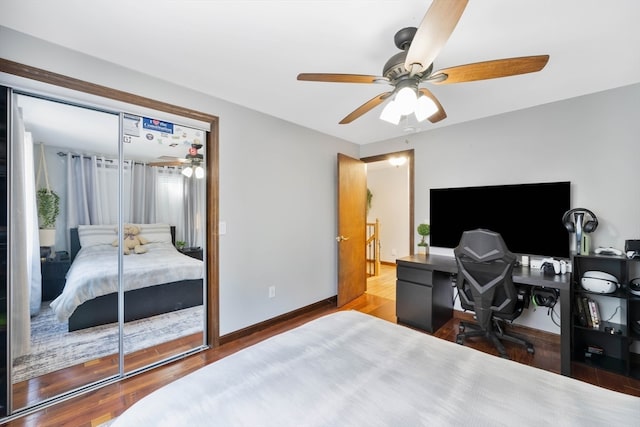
10, 104, 41, 357
67, 158, 203, 245
183, 173, 205, 247
151, 166, 186, 241
152, 165, 206, 246
66, 154, 119, 227
127, 160, 156, 224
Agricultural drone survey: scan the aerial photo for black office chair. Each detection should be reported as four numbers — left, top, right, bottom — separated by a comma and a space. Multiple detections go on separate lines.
454, 229, 534, 358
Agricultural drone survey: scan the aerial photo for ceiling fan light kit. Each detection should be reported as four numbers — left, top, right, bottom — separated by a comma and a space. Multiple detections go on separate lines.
297, 0, 549, 126
414, 95, 439, 122
151, 143, 205, 179
379, 100, 401, 125
379, 89, 438, 125
182, 166, 193, 178
397, 86, 419, 115
181, 164, 204, 179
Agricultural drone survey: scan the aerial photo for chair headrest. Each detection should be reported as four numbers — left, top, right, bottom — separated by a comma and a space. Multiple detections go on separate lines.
454, 229, 515, 263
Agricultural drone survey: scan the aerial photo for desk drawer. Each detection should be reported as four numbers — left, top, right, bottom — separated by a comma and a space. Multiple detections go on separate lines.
397, 265, 433, 286
396, 280, 433, 332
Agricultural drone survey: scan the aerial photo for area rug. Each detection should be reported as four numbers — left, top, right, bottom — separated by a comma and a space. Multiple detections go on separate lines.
12, 302, 203, 383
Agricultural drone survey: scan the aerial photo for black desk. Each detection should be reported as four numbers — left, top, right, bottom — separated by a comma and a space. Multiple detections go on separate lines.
396, 254, 571, 376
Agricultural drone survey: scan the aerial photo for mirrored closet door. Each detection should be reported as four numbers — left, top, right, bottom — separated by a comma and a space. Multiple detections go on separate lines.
8, 91, 208, 411
120, 115, 207, 372
10, 94, 122, 409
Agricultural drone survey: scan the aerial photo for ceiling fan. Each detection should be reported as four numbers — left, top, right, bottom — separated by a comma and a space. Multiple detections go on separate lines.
149, 143, 205, 178
297, 0, 549, 125
149, 143, 203, 167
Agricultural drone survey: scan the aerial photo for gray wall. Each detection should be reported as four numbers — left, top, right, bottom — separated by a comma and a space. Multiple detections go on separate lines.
1, 26, 358, 335
361, 83, 640, 332
361, 84, 640, 251
367, 163, 410, 262
4, 24, 639, 336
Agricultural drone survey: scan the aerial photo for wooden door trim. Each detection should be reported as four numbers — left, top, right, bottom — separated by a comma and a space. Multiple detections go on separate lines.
360, 149, 415, 255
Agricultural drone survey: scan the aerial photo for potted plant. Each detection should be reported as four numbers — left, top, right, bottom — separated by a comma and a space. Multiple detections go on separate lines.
175, 240, 186, 251
37, 187, 60, 247
417, 223, 430, 254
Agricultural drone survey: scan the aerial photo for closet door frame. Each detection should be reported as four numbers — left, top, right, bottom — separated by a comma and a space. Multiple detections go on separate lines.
0, 58, 219, 419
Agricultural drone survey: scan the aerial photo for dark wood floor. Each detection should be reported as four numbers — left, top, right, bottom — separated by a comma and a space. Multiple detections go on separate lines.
5, 264, 640, 426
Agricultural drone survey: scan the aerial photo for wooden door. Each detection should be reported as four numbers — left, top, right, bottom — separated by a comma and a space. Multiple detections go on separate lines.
337, 153, 366, 306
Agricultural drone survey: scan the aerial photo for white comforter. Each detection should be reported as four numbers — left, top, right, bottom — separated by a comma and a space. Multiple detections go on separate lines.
50, 242, 203, 322
112, 311, 640, 427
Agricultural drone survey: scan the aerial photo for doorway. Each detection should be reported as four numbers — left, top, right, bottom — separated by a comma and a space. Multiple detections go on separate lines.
336, 150, 413, 307
360, 149, 413, 307
362, 149, 414, 264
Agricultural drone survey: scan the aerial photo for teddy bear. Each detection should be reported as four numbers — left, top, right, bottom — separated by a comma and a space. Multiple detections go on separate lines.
112, 224, 149, 255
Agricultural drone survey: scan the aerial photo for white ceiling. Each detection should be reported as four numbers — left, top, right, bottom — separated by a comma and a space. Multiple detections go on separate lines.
15, 94, 206, 162
2, 0, 640, 145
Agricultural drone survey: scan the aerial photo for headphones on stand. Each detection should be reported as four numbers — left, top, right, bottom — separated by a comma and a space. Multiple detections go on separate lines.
532, 288, 558, 308
562, 208, 599, 233
562, 208, 598, 254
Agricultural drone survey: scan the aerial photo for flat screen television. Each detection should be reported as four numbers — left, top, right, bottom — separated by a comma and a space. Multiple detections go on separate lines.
429, 181, 571, 258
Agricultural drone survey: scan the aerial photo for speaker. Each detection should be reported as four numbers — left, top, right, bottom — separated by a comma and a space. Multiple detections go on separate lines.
562, 208, 599, 233
625, 240, 640, 252
532, 288, 558, 308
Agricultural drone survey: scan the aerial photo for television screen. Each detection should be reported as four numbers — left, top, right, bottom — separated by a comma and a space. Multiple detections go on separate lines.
429, 181, 571, 258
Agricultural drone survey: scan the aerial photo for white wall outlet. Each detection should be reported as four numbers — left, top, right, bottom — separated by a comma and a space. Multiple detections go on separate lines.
391, 248, 397, 257
268, 286, 276, 298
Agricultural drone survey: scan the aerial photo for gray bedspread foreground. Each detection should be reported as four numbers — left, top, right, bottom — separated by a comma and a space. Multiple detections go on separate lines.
113, 311, 640, 426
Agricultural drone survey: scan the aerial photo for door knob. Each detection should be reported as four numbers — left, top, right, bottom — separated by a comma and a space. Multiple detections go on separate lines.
336, 235, 350, 242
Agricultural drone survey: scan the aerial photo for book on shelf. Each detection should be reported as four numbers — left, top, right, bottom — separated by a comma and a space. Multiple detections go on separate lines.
587, 298, 601, 329
581, 296, 593, 328
575, 296, 588, 327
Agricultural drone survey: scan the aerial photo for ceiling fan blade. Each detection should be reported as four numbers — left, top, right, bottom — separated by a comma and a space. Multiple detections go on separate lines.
148, 157, 188, 167
404, 0, 468, 74
428, 55, 550, 84
339, 92, 393, 124
148, 161, 186, 167
418, 88, 447, 123
297, 73, 389, 84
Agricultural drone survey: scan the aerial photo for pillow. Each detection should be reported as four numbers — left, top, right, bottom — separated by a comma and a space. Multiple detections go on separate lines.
77, 224, 117, 248
137, 223, 173, 244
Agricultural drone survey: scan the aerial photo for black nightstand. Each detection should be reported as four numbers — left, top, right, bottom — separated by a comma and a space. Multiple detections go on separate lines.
179, 247, 203, 260
41, 258, 71, 301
